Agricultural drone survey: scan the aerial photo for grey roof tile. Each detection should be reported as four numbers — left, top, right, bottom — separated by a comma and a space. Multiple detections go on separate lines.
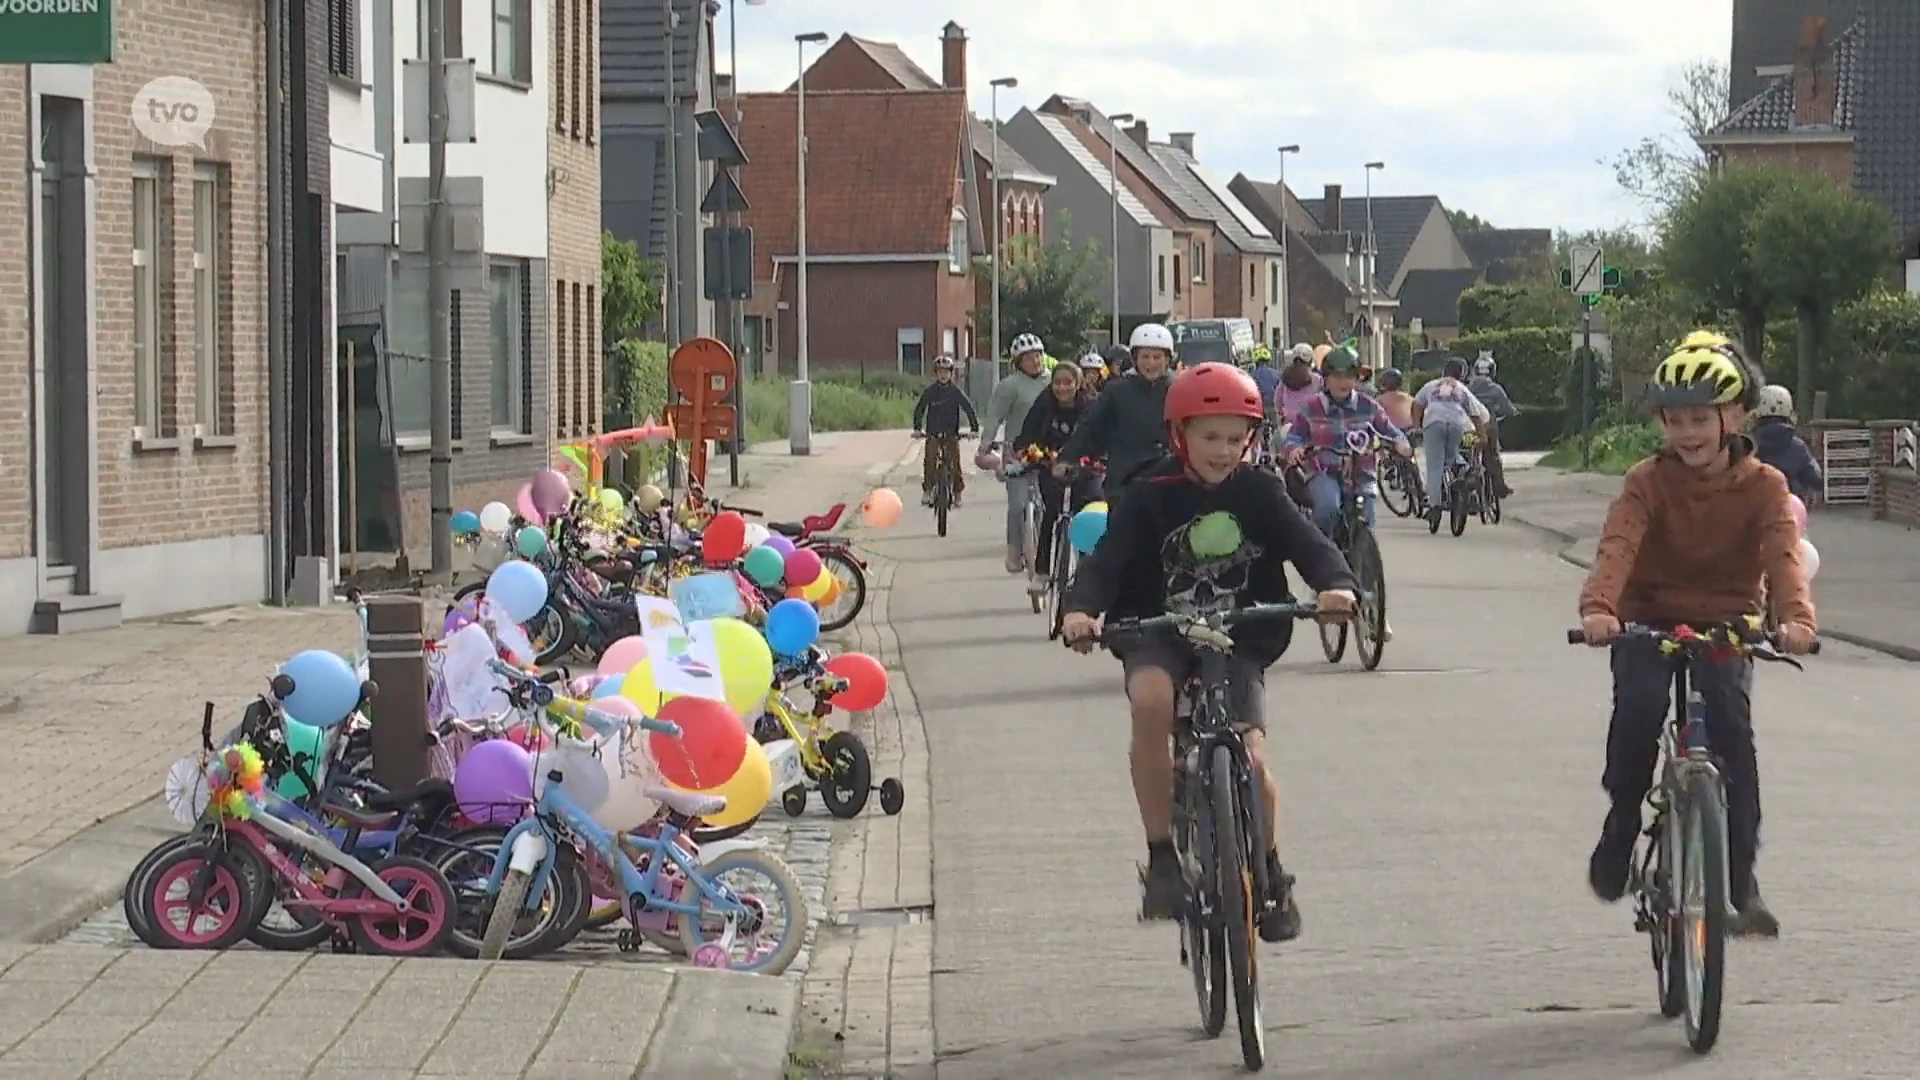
1710, 16, 1864, 135
1395, 267, 1486, 327
971, 116, 1053, 185
1853, 0, 1920, 237
1040, 96, 1211, 222
1295, 194, 1438, 286
1147, 143, 1281, 254
602, 0, 709, 99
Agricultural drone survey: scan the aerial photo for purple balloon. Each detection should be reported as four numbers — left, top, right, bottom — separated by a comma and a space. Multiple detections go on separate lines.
453, 739, 534, 824
763, 534, 797, 557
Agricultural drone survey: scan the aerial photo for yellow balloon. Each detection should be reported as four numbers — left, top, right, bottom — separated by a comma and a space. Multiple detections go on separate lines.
598, 487, 626, 514
708, 617, 774, 718
636, 484, 664, 512
682, 739, 771, 828
620, 655, 664, 713
1084, 501, 1108, 513
801, 573, 833, 604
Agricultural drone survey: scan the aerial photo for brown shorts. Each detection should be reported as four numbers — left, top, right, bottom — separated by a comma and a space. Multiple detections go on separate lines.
1119, 634, 1268, 732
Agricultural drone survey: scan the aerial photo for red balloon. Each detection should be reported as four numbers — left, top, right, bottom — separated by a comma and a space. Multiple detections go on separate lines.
648, 695, 748, 790
823, 652, 888, 712
702, 511, 749, 565
783, 546, 823, 587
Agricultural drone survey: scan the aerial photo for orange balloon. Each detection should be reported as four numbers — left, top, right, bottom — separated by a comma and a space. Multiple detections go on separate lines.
861, 487, 904, 529
819, 576, 844, 606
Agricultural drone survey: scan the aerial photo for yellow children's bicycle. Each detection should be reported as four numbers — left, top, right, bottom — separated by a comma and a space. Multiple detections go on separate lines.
759, 651, 903, 819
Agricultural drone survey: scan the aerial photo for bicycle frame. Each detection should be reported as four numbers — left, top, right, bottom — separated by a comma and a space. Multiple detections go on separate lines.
230, 798, 410, 909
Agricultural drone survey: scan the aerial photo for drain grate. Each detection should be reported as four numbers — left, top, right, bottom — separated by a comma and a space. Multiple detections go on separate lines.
833, 904, 934, 927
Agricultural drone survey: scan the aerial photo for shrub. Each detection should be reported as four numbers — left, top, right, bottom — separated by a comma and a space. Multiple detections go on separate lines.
742, 377, 917, 443
1450, 327, 1568, 406
1501, 406, 1568, 450
608, 339, 669, 429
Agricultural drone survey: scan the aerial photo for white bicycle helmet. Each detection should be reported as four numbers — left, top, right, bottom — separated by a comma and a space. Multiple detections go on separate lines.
1009, 333, 1044, 358
1130, 323, 1175, 352
1286, 343, 1314, 363
1472, 356, 1496, 378
1752, 384, 1795, 420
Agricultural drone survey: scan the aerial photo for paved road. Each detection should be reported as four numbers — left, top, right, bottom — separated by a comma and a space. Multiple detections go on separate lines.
873, 472, 1920, 1077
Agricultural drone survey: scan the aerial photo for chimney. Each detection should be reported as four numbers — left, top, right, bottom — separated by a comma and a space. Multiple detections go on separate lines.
1127, 119, 1148, 150
1790, 15, 1832, 128
1169, 132, 1194, 154
941, 21, 967, 90
1322, 183, 1343, 233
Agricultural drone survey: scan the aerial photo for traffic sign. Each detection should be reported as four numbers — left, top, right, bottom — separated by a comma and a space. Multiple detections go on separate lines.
1567, 245, 1603, 295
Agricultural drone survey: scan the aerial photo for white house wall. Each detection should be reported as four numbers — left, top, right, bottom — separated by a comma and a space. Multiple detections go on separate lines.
328, 0, 384, 212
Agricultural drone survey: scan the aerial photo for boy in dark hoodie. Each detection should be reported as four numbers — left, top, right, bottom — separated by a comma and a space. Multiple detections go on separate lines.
1748, 385, 1823, 501
912, 356, 980, 506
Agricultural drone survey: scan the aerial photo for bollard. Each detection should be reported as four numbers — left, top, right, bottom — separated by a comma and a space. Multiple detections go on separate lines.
364, 596, 429, 789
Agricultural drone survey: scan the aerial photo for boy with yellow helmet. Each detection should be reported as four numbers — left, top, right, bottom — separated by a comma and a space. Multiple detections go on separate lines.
1575, 330, 1815, 938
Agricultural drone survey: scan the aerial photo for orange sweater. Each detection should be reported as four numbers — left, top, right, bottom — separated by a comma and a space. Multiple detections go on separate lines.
1577, 446, 1815, 628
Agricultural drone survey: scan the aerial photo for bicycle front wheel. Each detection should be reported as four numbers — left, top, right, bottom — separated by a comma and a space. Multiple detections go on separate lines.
1679, 773, 1728, 1054
1380, 461, 1415, 518
1350, 525, 1388, 671
1210, 746, 1264, 1070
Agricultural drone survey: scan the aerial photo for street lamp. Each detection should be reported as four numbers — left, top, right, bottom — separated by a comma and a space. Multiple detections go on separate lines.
1276, 144, 1298, 348
1364, 160, 1384, 370
989, 77, 1017, 365
791, 30, 828, 456
1107, 111, 1134, 347
721, 0, 765, 482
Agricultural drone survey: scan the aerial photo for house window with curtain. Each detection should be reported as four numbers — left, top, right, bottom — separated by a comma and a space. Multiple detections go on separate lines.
132, 156, 167, 436
490, 0, 529, 80
948, 210, 967, 274
1190, 241, 1205, 283
328, 0, 357, 79
490, 259, 529, 433
1269, 262, 1280, 304
192, 163, 230, 436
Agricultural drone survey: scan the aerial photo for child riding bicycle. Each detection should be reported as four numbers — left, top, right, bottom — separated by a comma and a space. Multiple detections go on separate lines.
1013, 363, 1101, 589
1060, 362, 1358, 943
912, 356, 980, 506
1575, 330, 1815, 939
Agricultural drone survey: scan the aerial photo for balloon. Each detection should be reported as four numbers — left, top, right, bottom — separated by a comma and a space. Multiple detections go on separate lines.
567, 673, 608, 698
800, 573, 833, 604
502, 722, 550, 752
709, 617, 775, 718
743, 545, 786, 587
275, 719, 328, 799
598, 636, 649, 677
1083, 501, 1108, 514
597, 487, 626, 515
453, 739, 535, 825
764, 598, 820, 656
648, 696, 749, 791
515, 525, 548, 558
478, 501, 513, 534
762, 534, 797, 558
592, 675, 626, 699
484, 560, 549, 623
783, 547, 824, 587
819, 575, 844, 607
743, 522, 772, 549
823, 652, 887, 712
621, 656, 664, 713
703, 511, 749, 564
281, 650, 363, 729
1788, 494, 1808, 535
1798, 537, 1820, 580
636, 484, 665, 512
862, 487, 904, 528
531, 469, 572, 515
587, 732, 664, 832
533, 733, 611, 812
451, 510, 481, 535
686, 739, 772, 829
1068, 509, 1107, 554
516, 482, 542, 525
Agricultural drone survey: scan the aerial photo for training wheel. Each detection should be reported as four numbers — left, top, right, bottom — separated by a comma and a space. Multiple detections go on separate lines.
878, 777, 905, 816
692, 943, 732, 969
781, 786, 807, 817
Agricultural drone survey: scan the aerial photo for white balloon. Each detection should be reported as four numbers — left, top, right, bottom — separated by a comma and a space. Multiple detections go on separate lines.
1797, 537, 1820, 581
743, 522, 772, 549
533, 730, 612, 812
587, 729, 666, 833
471, 534, 510, 572
478, 501, 513, 534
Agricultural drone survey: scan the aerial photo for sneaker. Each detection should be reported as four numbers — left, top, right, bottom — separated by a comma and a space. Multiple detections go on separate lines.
1005, 546, 1026, 574
953, 492, 964, 508
1587, 804, 1639, 902
1026, 577, 1049, 597
1140, 845, 1184, 921
1426, 507, 1443, 529
1732, 883, 1780, 938
1380, 618, 1395, 643
1258, 854, 1301, 943
921, 491, 935, 507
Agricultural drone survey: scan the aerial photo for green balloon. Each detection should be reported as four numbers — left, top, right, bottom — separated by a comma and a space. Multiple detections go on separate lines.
1186, 511, 1243, 560
744, 544, 786, 587
276, 720, 328, 799
516, 526, 548, 557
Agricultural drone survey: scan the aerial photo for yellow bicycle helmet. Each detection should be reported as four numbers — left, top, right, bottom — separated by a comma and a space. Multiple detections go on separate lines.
1647, 331, 1760, 409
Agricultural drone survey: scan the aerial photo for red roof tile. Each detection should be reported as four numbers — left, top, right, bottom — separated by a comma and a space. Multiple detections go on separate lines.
738, 89, 968, 280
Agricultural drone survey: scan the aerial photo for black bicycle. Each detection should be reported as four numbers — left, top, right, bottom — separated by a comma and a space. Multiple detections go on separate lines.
1377, 438, 1426, 520
1039, 459, 1105, 640
1431, 430, 1486, 537
1096, 602, 1323, 1071
1566, 618, 1815, 1055
915, 432, 973, 538
1315, 431, 1390, 671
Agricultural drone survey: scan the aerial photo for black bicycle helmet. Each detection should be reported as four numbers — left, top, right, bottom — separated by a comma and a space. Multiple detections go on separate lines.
1104, 344, 1134, 376
1377, 367, 1403, 391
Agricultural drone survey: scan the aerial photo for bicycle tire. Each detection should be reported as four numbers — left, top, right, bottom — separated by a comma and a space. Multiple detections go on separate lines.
1449, 482, 1469, 537
144, 841, 260, 950
815, 550, 867, 633
1180, 769, 1228, 1038
1651, 816, 1687, 1018
1379, 462, 1415, 518
479, 868, 533, 961
531, 605, 579, 666
818, 731, 873, 818
676, 850, 809, 975
1680, 773, 1728, 1054
1047, 532, 1074, 641
1351, 526, 1388, 671
1427, 476, 1444, 534
1210, 746, 1264, 1070
125, 833, 200, 947
934, 479, 949, 538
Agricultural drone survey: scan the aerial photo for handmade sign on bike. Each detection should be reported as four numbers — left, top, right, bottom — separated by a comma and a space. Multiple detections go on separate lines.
667, 337, 738, 489
671, 570, 747, 623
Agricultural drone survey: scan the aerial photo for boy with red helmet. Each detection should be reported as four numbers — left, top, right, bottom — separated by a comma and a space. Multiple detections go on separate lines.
1060, 362, 1357, 941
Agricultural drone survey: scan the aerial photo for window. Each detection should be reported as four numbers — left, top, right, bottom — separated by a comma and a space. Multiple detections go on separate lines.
584, 284, 597, 428
192, 163, 229, 436
570, 281, 584, 432
584, 0, 595, 142
328, 0, 358, 79
1190, 241, 1205, 283
948, 210, 967, 274
1269, 262, 1280, 304
897, 328, 925, 374
941, 327, 957, 359
568, 0, 582, 138
490, 0, 530, 81
416, 0, 463, 58
1173, 253, 1182, 296
132, 156, 165, 436
388, 264, 431, 435
1247, 263, 1255, 300
1157, 255, 1166, 294
490, 259, 528, 432
552, 0, 566, 131
554, 278, 569, 433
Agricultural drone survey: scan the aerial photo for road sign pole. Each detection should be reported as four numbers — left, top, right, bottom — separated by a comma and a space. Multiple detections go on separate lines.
1580, 308, 1594, 471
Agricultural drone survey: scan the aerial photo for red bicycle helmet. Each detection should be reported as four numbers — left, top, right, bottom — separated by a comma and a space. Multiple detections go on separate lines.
1165, 363, 1264, 456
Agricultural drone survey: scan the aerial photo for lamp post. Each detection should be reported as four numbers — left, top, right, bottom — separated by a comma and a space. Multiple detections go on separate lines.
989, 77, 1017, 364
1276, 143, 1298, 348
791, 31, 828, 456
1107, 111, 1134, 347
721, 0, 765, 483
1363, 160, 1384, 369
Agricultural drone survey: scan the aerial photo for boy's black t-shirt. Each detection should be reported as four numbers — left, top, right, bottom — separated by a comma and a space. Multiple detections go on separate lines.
1064, 463, 1357, 666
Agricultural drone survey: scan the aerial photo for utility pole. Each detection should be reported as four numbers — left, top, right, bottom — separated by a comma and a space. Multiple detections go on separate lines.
1108, 112, 1134, 347
1276, 144, 1298, 347
426, 0, 453, 583
989, 78, 1017, 363
664, 0, 680, 347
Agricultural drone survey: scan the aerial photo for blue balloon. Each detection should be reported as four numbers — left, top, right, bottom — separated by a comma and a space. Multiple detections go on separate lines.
592, 674, 625, 699
1069, 509, 1108, 554
280, 649, 362, 729
485, 559, 549, 623
764, 598, 821, 656
451, 510, 481, 535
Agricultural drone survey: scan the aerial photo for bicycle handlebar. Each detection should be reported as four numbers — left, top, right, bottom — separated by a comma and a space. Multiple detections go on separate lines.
485, 659, 680, 736
1566, 621, 1818, 660
1093, 602, 1323, 651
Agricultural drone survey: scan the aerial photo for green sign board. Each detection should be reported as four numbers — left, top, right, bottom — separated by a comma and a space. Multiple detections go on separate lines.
0, 0, 114, 64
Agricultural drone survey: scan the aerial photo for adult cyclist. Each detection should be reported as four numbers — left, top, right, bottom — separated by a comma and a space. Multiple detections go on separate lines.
1468, 356, 1518, 499
980, 333, 1053, 574
1058, 324, 1179, 514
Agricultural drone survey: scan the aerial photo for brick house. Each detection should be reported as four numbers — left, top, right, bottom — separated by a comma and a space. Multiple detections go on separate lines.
1148, 136, 1286, 345
737, 88, 982, 374
1227, 176, 1360, 347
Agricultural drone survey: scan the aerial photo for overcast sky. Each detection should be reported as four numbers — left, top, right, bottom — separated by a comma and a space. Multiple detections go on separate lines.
727, 0, 1734, 234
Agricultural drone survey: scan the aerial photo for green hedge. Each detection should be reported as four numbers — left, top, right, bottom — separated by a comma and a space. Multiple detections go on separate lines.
742, 377, 917, 443
1449, 327, 1567, 407
1501, 406, 1568, 450
607, 339, 669, 430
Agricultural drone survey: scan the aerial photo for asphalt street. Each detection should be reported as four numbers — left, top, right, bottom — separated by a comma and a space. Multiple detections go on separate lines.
867, 470, 1920, 1079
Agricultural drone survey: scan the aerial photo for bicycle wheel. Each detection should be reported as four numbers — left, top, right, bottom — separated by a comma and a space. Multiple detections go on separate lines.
1209, 746, 1263, 1070
530, 605, 578, 666
1380, 461, 1415, 518
145, 841, 260, 950
1679, 773, 1728, 1054
1047, 531, 1074, 641
1448, 480, 1469, 537
815, 550, 867, 633
125, 833, 200, 948
1318, 614, 1347, 663
1350, 526, 1388, 671
1179, 768, 1228, 1037
934, 472, 950, 538
1649, 816, 1687, 1019
817, 732, 873, 818
677, 850, 809, 975
1427, 477, 1444, 534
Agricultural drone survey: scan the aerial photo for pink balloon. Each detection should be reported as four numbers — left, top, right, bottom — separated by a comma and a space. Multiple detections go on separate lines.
567, 674, 609, 698
598, 636, 650, 677
531, 469, 572, 515
1788, 494, 1808, 535
783, 547, 823, 587
516, 482, 543, 525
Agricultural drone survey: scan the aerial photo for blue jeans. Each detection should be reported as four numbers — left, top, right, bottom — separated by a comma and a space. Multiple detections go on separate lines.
1305, 471, 1376, 538
1422, 422, 1467, 510
1004, 471, 1036, 549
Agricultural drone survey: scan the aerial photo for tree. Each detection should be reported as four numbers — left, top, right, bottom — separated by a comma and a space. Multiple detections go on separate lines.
974, 230, 1105, 357
1660, 165, 1796, 365
601, 230, 662, 343
1457, 282, 1578, 333
1610, 59, 1729, 215
1748, 175, 1896, 404
1446, 207, 1495, 234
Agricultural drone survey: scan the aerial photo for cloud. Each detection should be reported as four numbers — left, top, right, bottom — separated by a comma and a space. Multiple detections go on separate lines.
726, 0, 1733, 232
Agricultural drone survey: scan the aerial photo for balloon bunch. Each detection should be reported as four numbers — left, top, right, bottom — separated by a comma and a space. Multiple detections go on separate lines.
1068, 500, 1110, 554
205, 742, 266, 820
705, 511, 846, 611
1788, 494, 1821, 580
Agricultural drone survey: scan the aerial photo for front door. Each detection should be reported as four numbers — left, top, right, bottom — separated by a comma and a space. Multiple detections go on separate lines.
897, 328, 925, 375
38, 95, 91, 575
